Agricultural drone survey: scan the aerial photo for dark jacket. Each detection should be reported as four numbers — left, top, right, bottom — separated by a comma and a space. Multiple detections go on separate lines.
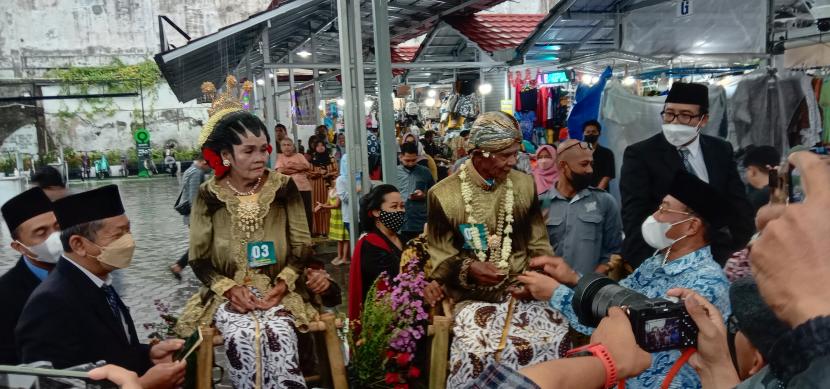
735, 316, 830, 388
620, 133, 754, 267
15, 257, 152, 374
0, 257, 41, 364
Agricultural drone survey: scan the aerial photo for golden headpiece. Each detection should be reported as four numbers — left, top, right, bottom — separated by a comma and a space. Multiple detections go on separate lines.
197, 75, 254, 148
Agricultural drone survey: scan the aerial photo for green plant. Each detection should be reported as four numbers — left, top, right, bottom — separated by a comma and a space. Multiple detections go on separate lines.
349, 277, 396, 388
47, 59, 160, 126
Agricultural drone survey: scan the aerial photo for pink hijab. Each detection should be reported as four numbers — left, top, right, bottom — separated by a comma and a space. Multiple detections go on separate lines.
533, 145, 559, 195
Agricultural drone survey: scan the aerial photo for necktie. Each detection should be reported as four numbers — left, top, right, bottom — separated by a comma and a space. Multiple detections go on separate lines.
102, 285, 125, 338
679, 148, 698, 177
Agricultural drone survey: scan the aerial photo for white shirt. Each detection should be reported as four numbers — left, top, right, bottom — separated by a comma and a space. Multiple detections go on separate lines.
679, 136, 710, 183
64, 256, 130, 337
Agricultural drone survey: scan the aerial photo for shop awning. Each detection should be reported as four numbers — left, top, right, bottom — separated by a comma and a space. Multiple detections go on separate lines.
156, 0, 513, 103
155, 0, 333, 103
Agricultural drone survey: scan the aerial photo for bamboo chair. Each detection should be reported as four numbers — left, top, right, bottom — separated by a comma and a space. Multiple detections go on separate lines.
427, 299, 454, 389
194, 312, 347, 389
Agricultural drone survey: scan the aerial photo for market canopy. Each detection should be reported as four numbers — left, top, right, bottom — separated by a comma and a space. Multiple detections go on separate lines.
155, 0, 511, 103
516, 0, 767, 67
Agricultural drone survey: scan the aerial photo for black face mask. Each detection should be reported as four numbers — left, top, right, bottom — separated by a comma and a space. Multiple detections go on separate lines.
583, 134, 599, 144
379, 210, 405, 232
568, 167, 593, 192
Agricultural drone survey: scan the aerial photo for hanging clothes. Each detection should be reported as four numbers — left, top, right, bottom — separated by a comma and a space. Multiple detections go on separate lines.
821, 77, 830, 143
731, 71, 819, 156
567, 67, 612, 140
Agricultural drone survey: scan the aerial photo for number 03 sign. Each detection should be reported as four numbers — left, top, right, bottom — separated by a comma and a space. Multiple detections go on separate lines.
247, 241, 277, 268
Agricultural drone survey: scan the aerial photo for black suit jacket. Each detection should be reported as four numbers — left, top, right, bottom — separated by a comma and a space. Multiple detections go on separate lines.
620, 133, 755, 267
15, 257, 152, 374
0, 257, 41, 364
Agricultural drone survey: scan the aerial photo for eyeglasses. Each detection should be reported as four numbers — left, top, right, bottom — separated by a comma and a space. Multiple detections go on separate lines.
661, 111, 704, 125
560, 141, 593, 154
656, 205, 692, 216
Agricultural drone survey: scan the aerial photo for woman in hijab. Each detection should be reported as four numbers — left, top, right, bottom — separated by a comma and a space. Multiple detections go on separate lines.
309, 139, 338, 237
533, 145, 559, 196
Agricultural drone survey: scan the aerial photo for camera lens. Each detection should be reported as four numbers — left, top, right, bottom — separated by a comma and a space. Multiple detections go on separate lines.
572, 273, 650, 327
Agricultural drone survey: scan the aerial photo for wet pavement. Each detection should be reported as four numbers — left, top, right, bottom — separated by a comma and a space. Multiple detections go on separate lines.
0, 177, 202, 340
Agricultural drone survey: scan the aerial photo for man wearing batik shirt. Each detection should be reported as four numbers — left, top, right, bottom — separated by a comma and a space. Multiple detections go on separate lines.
424, 111, 569, 387
519, 170, 732, 389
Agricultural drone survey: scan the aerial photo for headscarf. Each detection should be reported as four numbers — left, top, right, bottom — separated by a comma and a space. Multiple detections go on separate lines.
402, 133, 427, 162
311, 141, 332, 167
469, 111, 522, 153
532, 145, 559, 195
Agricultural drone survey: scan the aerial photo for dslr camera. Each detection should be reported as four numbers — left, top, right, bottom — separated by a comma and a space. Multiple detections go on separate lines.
572, 273, 698, 353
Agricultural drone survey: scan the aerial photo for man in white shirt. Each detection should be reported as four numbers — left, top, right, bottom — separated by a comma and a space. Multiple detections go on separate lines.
620, 82, 754, 267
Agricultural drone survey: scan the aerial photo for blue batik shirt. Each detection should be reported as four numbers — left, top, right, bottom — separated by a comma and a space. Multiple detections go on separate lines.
549, 245, 731, 389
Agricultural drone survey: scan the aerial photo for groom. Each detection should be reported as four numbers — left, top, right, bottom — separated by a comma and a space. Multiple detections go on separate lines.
424, 111, 569, 386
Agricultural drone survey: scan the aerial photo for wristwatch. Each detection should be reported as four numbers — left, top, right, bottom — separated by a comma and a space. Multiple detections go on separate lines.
565, 343, 618, 389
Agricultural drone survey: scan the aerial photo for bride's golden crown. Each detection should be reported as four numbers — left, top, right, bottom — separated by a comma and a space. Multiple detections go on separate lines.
197, 75, 254, 147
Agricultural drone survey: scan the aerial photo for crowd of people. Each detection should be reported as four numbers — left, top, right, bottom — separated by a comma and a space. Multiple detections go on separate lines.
0, 79, 828, 389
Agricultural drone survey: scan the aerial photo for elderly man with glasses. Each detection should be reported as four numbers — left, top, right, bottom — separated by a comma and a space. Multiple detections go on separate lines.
517, 170, 733, 389
619, 82, 754, 268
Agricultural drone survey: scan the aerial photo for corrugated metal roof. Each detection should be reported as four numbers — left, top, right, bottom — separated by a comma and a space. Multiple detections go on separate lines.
446, 14, 545, 53
516, 0, 660, 64
156, 0, 512, 102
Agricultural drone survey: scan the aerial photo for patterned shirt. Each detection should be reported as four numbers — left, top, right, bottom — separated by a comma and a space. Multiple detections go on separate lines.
549, 246, 731, 389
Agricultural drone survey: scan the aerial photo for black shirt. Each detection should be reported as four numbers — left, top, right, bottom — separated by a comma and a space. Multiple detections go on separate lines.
359, 232, 403, 301
591, 145, 616, 187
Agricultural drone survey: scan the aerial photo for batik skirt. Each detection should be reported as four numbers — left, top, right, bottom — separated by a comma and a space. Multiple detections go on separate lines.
447, 300, 570, 388
214, 290, 306, 389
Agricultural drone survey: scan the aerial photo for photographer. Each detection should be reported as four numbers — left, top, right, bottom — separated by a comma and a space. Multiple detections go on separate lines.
682, 150, 830, 389
516, 170, 732, 388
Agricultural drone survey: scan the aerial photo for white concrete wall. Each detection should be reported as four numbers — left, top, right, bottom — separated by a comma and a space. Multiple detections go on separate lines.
0, 124, 38, 154
0, 0, 266, 78
40, 83, 208, 152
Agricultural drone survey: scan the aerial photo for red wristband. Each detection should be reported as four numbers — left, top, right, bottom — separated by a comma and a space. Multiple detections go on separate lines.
565, 343, 618, 389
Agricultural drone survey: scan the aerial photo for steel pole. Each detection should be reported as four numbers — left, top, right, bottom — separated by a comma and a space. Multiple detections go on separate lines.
371, 0, 397, 184
337, 0, 370, 251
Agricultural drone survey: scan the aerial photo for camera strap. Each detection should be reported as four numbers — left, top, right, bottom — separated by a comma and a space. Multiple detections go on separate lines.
617, 347, 696, 389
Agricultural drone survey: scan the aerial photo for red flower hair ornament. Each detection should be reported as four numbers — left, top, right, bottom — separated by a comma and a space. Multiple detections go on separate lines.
202, 148, 229, 178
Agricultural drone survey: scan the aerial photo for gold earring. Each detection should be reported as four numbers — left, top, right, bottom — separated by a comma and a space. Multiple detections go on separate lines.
222, 159, 231, 167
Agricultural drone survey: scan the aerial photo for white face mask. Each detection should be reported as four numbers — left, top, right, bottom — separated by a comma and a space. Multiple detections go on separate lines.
662, 122, 701, 147
640, 215, 692, 251
16, 232, 63, 264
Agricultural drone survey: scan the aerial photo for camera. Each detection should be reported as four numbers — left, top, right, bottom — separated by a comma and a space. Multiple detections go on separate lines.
572, 273, 698, 353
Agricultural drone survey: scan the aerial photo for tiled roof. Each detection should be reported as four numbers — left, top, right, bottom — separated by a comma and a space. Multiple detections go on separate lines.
391, 46, 419, 76
391, 46, 420, 63
446, 14, 545, 53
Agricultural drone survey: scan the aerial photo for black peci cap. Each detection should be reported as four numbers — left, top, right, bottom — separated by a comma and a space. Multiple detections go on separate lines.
668, 170, 732, 228
53, 185, 125, 229
1, 187, 54, 233
665, 82, 709, 112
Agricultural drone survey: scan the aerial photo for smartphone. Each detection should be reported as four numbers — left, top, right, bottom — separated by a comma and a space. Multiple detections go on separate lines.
173, 327, 203, 362
786, 146, 828, 203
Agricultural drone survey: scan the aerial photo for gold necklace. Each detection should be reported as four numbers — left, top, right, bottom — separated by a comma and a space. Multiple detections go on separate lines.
226, 176, 262, 196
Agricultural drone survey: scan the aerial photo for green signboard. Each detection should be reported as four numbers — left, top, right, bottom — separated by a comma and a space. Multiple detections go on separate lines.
135, 129, 151, 178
